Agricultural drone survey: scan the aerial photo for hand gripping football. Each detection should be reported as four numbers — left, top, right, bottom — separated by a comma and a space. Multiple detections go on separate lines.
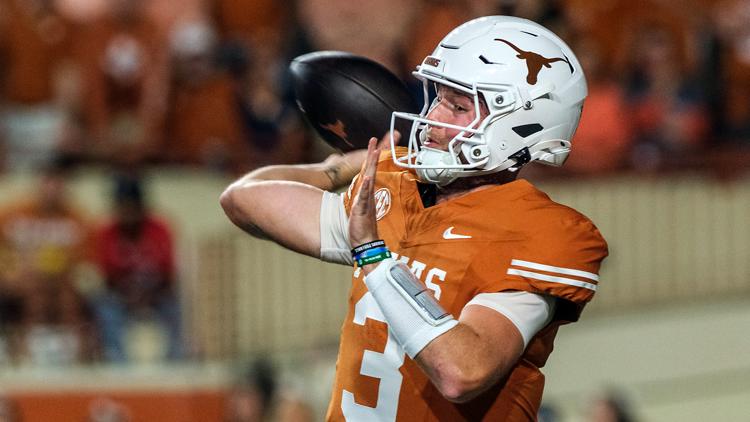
289, 51, 418, 152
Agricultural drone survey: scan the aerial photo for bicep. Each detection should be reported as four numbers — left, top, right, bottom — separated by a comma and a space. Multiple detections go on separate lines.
221, 180, 324, 258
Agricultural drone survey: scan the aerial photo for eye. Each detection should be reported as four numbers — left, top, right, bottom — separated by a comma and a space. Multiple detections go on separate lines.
454, 103, 468, 112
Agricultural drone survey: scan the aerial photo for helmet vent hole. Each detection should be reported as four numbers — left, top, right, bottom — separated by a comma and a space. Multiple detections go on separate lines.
512, 124, 544, 138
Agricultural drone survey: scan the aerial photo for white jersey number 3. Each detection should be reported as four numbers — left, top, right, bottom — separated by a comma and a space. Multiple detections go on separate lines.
342, 255, 445, 421
341, 291, 405, 421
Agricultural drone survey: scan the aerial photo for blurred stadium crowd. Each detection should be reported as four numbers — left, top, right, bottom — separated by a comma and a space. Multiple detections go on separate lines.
0, 0, 748, 420
1, 0, 749, 176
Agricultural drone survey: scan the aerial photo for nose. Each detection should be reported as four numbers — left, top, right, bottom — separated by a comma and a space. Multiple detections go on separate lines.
425, 102, 446, 121
424, 105, 448, 140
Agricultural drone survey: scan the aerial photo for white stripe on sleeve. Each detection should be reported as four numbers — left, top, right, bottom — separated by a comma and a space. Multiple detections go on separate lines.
510, 259, 599, 281
506, 268, 598, 291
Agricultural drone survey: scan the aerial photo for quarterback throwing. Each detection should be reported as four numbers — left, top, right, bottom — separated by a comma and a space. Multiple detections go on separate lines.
221, 16, 608, 422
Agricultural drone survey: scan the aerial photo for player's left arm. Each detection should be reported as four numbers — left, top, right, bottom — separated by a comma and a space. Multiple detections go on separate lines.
413, 303, 526, 403
351, 141, 550, 403
360, 256, 546, 403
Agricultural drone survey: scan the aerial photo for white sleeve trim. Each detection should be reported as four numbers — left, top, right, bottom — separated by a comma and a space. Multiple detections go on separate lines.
319, 191, 353, 265
464, 291, 556, 348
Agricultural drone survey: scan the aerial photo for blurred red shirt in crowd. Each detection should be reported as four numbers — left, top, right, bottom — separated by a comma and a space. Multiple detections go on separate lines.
96, 205, 174, 306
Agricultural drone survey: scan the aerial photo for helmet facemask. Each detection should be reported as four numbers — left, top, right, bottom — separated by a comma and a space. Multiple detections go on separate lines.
390, 76, 520, 186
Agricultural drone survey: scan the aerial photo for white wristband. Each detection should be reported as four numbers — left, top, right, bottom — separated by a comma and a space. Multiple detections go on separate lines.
365, 258, 458, 358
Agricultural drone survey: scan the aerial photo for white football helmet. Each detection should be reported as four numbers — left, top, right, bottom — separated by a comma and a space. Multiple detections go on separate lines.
390, 16, 587, 186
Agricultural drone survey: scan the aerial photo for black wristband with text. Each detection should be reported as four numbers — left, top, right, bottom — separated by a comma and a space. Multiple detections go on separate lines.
351, 239, 386, 257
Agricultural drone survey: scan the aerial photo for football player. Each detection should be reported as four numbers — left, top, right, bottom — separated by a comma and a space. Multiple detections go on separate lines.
221, 16, 608, 421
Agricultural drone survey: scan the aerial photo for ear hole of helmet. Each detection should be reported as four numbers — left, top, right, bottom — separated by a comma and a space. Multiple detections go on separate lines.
512, 123, 544, 138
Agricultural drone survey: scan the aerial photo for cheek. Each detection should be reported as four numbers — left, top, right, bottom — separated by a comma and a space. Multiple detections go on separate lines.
444, 112, 480, 137
441, 126, 462, 139
426, 106, 483, 139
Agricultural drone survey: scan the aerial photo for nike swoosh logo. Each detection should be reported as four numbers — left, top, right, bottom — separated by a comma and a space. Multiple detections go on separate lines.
443, 226, 472, 240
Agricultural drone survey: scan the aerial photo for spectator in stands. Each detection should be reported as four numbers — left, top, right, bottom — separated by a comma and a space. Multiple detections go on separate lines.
72, 0, 167, 166
162, 20, 311, 172
0, 159, 95, 365
586, 389, 638, 422
91, 173, 181, 362
708, 0, 750, 143
400, 1, 470, 108
564, 37, 634, 174
624, 24, 709, 170
227, 28, 312, 168
224, 358, 277, 422
0, 0, 76, 170
160, 21, 253, 172
297, 0, 415, 73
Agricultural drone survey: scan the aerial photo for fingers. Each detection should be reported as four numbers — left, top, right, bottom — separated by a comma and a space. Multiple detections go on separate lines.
352, 139, 378, 217
377, 130, 400, 150
354, 176, 372, 215
348, 138, 381, 245
364, 138, 379, 179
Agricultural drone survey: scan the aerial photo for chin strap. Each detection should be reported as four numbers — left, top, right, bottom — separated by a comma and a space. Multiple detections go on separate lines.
505, 139, 571, 171
529, 139, 571, 166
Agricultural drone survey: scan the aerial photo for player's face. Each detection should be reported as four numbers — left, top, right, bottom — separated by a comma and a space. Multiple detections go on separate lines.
423, 85, 489, 151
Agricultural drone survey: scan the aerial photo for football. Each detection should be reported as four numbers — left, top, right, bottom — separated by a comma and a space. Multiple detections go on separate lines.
289, 51, 418, 152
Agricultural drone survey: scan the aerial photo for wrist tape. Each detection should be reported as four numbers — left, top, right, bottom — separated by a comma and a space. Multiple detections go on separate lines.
364, 258, 458, 358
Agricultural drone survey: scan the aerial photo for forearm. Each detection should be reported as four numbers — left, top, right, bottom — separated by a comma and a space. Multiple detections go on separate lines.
220, 180, 324, 257
414, 324, 516, 403
221, 153, 360, 248
236, 155, 361, 192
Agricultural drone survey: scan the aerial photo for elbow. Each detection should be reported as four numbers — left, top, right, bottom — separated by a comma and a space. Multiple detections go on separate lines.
435, 364, 498, 404
219, 184, 252, 228
219, 185, 240, 221
219, 184, 267, 238
219, 185, 236, 214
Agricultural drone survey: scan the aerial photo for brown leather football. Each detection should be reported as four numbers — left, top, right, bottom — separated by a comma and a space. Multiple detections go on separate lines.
290, 51, 418, 152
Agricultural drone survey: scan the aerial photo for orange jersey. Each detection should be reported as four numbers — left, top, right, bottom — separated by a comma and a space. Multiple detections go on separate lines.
0, 200, 93, 280
325, 150, 608, 421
